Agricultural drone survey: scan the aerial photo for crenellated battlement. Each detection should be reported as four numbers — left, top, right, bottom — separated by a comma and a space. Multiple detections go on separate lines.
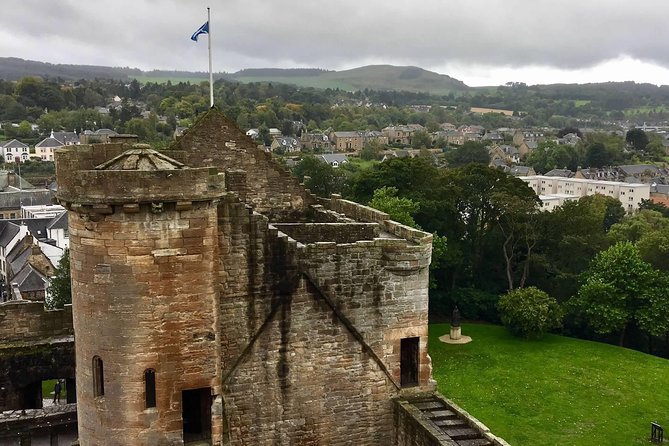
325, 194, 433, 245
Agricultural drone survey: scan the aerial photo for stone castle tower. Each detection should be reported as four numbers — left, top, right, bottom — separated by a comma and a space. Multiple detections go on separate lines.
55, 109, 437, 445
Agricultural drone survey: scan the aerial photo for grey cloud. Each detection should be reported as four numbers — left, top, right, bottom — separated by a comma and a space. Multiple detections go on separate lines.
1, 0, 668, 74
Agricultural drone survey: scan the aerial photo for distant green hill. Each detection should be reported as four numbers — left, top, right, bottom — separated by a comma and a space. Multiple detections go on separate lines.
0, 58, 467, 94
230, 65, 469, 94
3, 57, 668, 108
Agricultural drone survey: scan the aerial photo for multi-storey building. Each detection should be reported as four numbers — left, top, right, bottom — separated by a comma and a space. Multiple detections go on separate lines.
522, 175, 650, 211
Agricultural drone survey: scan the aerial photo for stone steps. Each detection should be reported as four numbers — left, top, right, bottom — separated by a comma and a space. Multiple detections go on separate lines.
458, 439, 496, 446
407, 396, 493, 446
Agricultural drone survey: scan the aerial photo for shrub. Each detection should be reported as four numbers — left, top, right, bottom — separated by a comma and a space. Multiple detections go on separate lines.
498, 287, 562, 339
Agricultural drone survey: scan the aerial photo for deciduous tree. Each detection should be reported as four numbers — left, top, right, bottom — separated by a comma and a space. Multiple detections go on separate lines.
46, 250, 71, 310
444, 141, 489, 167
570, 241, 667, 345
625, 128, 649, 151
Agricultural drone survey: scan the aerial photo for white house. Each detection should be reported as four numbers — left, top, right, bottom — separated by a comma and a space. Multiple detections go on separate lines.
0, 139, 29, 163
317, 154, 349, 168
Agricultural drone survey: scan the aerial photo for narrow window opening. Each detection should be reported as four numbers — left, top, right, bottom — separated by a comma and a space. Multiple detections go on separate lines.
93, 356, 104, 397
145, 369, 156, 408
400, 337, 420, 387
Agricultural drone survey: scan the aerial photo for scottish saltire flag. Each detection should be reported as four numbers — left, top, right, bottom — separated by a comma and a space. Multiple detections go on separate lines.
191, 21, 209, 41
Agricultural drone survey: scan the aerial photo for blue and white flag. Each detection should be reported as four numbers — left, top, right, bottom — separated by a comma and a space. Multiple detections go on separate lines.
191, 21, 209, 41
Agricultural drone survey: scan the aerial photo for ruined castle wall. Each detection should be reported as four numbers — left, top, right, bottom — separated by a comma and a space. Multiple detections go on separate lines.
0, 342, 75, 411
165, 110, 316, 219
0, 302, 74, 411
0, 301, 73, 342
215, 199, 405, 445
217, 198, 277, 379
55, 143, 127, 172
69, 202, 221, 445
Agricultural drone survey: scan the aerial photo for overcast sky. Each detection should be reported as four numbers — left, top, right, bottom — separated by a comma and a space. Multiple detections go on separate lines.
2, 0, 668, 87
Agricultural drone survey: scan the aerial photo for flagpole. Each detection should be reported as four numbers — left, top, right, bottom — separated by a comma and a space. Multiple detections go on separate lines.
207, 7, 214, 108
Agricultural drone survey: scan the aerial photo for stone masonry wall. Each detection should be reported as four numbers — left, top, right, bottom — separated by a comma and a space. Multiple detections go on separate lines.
216, 198, 399, 444
216, 196, 433, 444
0, 301, 73, 342
56, 143, 225, 206
69, 201, 222, 445
298, 238, 433, 389
394, 400, 456, 446
327, 196, 433, 245
165, 109, 316, 220
0, 301, 74, 411
222, 277, 397, 446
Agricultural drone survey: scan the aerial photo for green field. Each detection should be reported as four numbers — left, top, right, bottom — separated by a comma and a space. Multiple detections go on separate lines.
429, 323, 669, 446
346, 157, 377, 170
132, 75, 209, 84
233, 76, 356, 91
574, 100, 591, 107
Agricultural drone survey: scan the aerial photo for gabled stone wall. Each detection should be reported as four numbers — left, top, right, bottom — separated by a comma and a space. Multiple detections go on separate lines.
166, 109, 317, 220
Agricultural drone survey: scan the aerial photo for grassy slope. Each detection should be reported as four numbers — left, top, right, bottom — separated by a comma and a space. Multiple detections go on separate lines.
429, 323, 669, 446
320, 65, 468, 94
231, 75, 356, 91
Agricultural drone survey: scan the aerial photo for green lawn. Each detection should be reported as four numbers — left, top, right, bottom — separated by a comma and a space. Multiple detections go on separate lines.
429, 323, 669, 446
42, 379, 67, 402
346, 158, 377, 170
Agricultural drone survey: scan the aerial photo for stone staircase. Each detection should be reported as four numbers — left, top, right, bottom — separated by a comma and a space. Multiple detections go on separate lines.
406, 394, 503, 446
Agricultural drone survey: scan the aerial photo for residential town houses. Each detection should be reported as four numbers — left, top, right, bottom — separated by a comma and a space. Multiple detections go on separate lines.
2, 92, 669, 251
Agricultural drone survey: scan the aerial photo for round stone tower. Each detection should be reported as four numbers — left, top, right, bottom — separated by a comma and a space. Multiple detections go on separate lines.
56, 145, 225, 445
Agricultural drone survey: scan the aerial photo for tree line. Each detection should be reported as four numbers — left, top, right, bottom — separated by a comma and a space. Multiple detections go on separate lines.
294, 157, 669, 357
4, 74, 669, 149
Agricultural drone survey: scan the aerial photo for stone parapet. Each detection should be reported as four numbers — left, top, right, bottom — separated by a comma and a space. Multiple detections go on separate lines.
56, 165, 225, 207
326, 195, 433, 245
0, 301, 73, 343
272, 222, 380, 244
